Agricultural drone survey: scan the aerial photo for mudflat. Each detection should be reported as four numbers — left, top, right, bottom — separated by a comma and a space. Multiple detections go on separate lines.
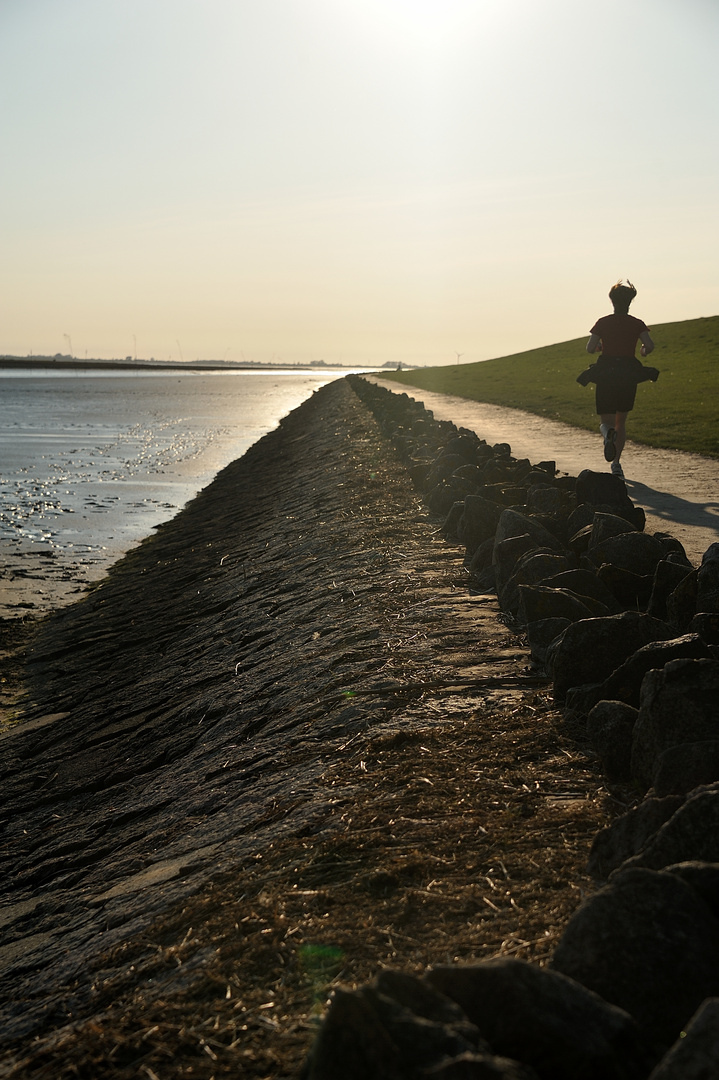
0, 380, 619, 1077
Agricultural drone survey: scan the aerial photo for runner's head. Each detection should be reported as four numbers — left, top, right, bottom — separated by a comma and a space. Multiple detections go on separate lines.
609, 279, 637, 315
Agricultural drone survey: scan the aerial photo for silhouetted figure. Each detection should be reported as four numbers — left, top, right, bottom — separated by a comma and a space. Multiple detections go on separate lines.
577, 280, 659, 478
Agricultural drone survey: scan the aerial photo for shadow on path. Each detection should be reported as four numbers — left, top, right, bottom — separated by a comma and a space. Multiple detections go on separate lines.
625, 480, 719, 547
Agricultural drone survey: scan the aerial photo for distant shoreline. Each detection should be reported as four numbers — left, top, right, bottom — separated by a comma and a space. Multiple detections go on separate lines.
0, 357, 386, 373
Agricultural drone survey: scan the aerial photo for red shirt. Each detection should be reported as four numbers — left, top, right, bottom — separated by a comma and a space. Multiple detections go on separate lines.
590, 313, 649, 358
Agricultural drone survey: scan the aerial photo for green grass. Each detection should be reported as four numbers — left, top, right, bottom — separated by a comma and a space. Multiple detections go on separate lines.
381, 315, 719, 459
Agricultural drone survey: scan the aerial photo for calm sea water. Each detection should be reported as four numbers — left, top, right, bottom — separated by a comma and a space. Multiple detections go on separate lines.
0, 367, 364, 616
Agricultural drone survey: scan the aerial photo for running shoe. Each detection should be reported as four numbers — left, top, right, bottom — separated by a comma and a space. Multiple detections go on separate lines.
611, 461, 624, 478
603, 428, 617, 461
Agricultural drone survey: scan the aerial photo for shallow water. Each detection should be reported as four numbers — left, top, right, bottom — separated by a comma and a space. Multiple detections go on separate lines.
0, 367, 360, 615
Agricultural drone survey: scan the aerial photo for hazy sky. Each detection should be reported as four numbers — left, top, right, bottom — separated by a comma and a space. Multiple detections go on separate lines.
1, 0, 717, 365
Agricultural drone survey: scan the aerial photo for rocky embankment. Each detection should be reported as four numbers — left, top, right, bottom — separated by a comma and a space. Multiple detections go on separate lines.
304, 378, 719, 1080
2, 375, 719, 1078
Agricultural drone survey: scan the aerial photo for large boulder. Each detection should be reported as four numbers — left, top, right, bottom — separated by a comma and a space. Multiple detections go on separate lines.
654, 741, 719, 797
595, 563, 654, 609
493, 535, 541, 594
575, 471, 645, 528
542, 569, 622, 614
664, 862, 719, 921
690, 612, 719, 645
564, 634, 713, 717
630, 658, 719, 791
457, 495, 505, 557
665, 570, 699, 631
697, 556, 719, 612
619, 785, 719, 871
586, 700, 638, 784
647, 996, 719, 1080
588, 513, 639, 547
551, 612, 673, 704
517, 586, 604, 628
550, 867, 719, 1047
587, 532, 666, 578
493, 510, 565, 555
499, 552, 571, 616
647, 560, 695, 620
301, 976, 487, 1080
525, 618, 571, 666
588, 795, 685, 880
426, 958, 652, 1080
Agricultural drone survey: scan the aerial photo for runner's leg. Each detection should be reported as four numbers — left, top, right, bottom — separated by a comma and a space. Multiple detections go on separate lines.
600, 414, 616, 460
613, 412, 627, 461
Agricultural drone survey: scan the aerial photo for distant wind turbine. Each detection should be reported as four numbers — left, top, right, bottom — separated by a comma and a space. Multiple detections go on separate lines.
455, 351, 464, 365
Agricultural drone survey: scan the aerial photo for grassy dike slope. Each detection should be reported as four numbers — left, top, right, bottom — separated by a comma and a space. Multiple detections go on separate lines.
383, 315, 719, 459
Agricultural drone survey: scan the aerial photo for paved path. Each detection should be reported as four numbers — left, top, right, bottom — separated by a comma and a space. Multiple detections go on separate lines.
368, 379, 719, 568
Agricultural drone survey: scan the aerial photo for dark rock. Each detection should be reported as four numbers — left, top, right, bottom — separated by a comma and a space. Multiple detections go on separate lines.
654, 741, 719, 797
698, 559, 719, 612
542, 569, 622, 613
646, 996, 719, 1079
468, 537, 496, 572
630, 658, 719, 791
690, 612, 719, 645
551, 612, 673, 704
526, 486, 563, 516
482, 460, 518, 484
426, 958, 651, 1080
567, 503, 599, 537
375, 970, 482, 1038
589, 513, 639, 547
620, 785, 719, 871
302, 982, 484, 1080
424, 1051, 540, 1079
588, 532, 666, 578
575, 471, 645, 528
410, 462, 432, 489
457, 496, 505, 558
525, 618, 571, 665
550, 867, 719, 1047
426, 481, 464, 517
647, 560, 695, 620
587, 700, 638, 784
665, 570, 699, 631
442, 502, 466, 541
443, 435, 480, 463
663, 862, 719, 921
517, 585, 599, 628
566, 634, 713, 717
588, 795, 685, 880
499, 553, 571, 616
493, 510, 564, 555
653, 533, 692, 566
595, 562, 654, 609
568, 523, 595, 555
703, 543, 719, 562
452, 464, 484, 486
493, 535, 538, 594
432, 453, 469, 479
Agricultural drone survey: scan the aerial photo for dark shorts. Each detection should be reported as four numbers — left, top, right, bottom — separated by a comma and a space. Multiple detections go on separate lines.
594, 357, 639, 414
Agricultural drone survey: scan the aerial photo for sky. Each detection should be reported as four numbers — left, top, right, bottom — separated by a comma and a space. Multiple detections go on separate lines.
1, 0, 717, 366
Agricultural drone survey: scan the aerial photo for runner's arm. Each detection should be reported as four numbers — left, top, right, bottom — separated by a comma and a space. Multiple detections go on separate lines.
586, 334, 601, 354
640, 330, 654, 357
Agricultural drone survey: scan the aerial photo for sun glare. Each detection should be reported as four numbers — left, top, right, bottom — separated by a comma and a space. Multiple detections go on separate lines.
334, 0, 493, 48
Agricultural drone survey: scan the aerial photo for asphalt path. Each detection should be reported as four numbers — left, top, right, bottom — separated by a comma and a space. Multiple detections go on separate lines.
368, 378, 719, 568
